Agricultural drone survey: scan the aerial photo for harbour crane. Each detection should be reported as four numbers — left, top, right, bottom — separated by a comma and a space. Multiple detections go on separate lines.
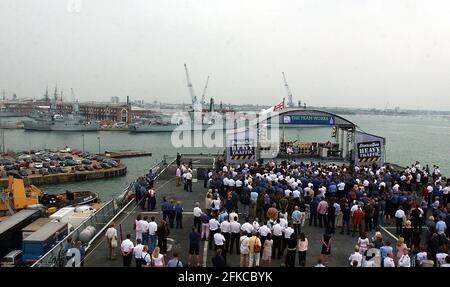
200, 75, 210, 106
184, 63, 201, 111
282, 72, 294, 108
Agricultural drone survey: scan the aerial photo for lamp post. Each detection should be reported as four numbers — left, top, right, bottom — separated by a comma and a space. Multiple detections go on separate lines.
97, 136, 101, 155
82, 134, 85, 153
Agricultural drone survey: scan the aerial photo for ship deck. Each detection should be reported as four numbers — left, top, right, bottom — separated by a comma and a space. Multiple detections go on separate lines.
83, 154, 399, 267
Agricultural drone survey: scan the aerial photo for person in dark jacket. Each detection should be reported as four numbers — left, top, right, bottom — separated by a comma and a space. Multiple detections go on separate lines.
340, 203, 351, 235
212, 249, 226, 267
175, 201, 184, 229
157, 220, 170, 255
284, 233, 297, 267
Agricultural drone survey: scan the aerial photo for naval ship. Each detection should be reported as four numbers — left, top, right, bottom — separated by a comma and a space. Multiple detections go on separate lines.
23, 113, 99, 132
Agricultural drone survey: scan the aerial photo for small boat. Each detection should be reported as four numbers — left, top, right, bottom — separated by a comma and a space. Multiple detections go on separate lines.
39, 191, 100, 209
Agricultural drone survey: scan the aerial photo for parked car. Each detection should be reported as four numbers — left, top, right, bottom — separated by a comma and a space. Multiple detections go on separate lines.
0, 159, 12, 166
18, 170, 28, 177
75, 165, 85, 171
84, 165, 94, 171
93, 164, 102, 170
81, 159, 92, 165
100, 163, 111, 169
34, 162, 43, 169
39, 168, 49, 176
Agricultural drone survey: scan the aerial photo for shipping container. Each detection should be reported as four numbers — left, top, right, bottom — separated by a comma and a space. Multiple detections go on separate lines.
22, 222, 68, 263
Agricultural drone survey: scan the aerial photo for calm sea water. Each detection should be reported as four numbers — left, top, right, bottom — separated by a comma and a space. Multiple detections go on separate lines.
2, 114, 449, 198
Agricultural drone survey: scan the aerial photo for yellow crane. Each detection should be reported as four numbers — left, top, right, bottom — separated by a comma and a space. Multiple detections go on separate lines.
0, 176, 42, 214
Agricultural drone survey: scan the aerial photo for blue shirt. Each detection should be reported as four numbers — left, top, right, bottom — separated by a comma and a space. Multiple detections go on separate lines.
189, 231, 201, 245
436, 220, 446, 234
167, 258, 183, 267
380, 245, 393, 258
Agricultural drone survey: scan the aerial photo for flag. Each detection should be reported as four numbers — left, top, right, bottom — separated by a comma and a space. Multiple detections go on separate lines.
273, 101, 285, 111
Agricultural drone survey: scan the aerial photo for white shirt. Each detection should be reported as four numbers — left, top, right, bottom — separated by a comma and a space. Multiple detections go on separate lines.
209, 219, 220, 231
292, 190, 300, 198
230, 221, 241, 233
384, 257, 395, 267
241, 222, 254, 234
148, 221, 158, 235
436, 253, 448, 266
398, 255, 411, 267
272, 224, 283, 236
185, 172, 193, 180
235, 179, 243, 187
229, 212, 238, 222
220, 221, 231, 233
214, 232, 226, 246
152, 254, 164, 267
338, 182, 345, 191
140, 220, 149, 233
105, 227, 117, 239
133, 243, 144, 259
121, 239, 134, 253
240, 236, 250, 254
193, 207, 202, 217
416, 252, 428, 266
258, 225, 271, 237
395, 209, 405, 219
252, 221, 260, 231
349, 252, 363, 267
284, 227, 295, 239
279, 218, 288, 228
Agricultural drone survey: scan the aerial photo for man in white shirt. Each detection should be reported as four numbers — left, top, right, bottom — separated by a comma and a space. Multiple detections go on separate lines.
398, 250, 411, 267
394, 206, 406, 235
220, 217, 231, 253
258, 224, 271, 247
121, 234, 134, 267
185, 170, 193, 192
241, 220, 254, 234
133, 239, 144, 267
272, 219, 283, 259
436, 250, 448, 266
282, 224, 295, 255
349, 246, 363, 267
214, 231, 227, 264
230, 217, 241, 255
209, 217, 220, 250
141, 216, 149, 247
147, 217, 158, 252
193, 202, 202, 233
229, 210, 238, 223
383, 252, 395, 267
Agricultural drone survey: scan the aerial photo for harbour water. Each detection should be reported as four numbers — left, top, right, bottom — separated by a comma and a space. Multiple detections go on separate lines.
2, 114, 449, 198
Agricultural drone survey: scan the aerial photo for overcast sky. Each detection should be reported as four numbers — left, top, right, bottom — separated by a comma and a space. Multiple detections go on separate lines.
1, 0, 450, 110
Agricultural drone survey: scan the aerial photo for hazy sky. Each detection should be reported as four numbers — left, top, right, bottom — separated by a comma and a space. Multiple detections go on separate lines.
1, 0, 450, 110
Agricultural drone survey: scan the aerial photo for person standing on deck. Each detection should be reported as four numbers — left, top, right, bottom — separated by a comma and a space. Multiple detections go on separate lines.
148, 216, 158, 253
121, 234, 134, 267
176, 152, 181, 167
147, 188, 156, 211
395, 206, 406, 235
157, 220, 170, 255
133, 239, 144, 267
134, 215, 143, 242
167, 199, 176, 229
141, 216, 149, 247
105, 223, 118, 260
193, 202, 202, 233
175, 201, 184, 229
230, 216, 241, 255
220, 216, 231, 252
185, 169, 193, 193
188, 226, 201, 267
175, 166, 182, 187
248, 230, 262, 267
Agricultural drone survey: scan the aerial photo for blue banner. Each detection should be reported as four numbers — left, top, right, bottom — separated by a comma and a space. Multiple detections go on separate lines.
282, 115, 335, 125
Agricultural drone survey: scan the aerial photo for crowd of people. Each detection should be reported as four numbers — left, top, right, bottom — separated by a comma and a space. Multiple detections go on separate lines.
110, 152, 449, 267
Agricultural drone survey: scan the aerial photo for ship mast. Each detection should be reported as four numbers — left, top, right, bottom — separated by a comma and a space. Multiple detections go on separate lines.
282, 72, 294, 108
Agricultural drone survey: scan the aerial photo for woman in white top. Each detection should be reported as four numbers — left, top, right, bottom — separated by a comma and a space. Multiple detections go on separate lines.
205, 191, 213, 214
297, 233, 308, 267
357, 232, 370, 254
105, 223, 118, 260
151, 247, 165, 267
135, 215, 143, 242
